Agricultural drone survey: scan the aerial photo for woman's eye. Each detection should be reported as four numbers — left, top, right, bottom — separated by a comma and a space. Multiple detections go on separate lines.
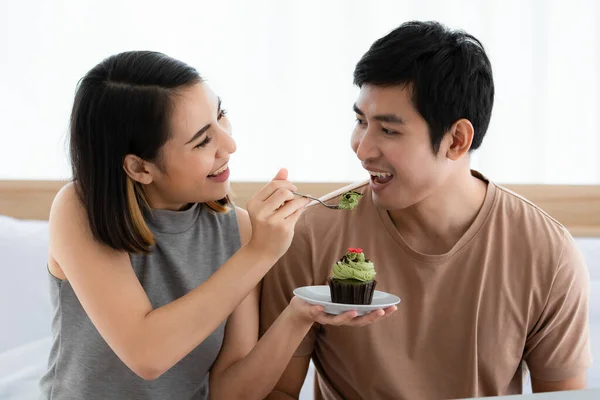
194, 136, 213, 148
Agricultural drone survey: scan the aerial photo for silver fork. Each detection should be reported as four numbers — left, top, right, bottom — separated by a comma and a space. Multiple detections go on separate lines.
292, 192, 343, 210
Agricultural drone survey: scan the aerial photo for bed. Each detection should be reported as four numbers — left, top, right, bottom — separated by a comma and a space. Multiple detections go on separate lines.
0, 180, 598, 399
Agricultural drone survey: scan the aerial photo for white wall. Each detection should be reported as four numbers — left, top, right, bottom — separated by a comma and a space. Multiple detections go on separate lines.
0, 0, 598, 183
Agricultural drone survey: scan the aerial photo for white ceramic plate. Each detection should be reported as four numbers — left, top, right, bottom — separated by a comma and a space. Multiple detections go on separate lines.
293, 285, 401, 316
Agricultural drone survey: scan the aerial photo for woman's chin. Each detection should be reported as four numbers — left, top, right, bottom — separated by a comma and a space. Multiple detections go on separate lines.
199, 185, 230, 203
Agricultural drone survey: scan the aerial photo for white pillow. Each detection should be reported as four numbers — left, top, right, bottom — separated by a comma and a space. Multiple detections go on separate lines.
574, 238, 600, 281
0, 215, 52, 353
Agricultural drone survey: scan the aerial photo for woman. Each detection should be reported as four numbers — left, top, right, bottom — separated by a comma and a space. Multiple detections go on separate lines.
39, 51, 395, 399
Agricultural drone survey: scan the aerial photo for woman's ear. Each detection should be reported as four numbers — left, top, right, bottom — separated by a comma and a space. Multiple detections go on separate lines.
123, 154, 154, 185
445, 118, 474, 161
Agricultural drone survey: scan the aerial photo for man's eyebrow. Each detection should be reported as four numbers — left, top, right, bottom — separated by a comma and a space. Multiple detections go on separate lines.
353, 103, 365, 116
373, 113, 405, 124
353, 103, 405, 124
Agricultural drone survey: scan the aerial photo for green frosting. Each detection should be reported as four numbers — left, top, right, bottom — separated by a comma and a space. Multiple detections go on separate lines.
338, 190, 363, 210
332, 251, 376, 282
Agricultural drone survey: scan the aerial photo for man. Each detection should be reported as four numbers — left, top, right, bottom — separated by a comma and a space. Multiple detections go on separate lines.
260, 21, 591, 399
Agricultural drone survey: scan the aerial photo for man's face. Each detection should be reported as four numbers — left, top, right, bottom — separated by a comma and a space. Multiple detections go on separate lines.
351, 84, 452, 211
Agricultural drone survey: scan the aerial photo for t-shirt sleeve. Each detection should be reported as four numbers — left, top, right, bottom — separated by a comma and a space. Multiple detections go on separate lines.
259, 213, 319, 357
524, 230, 592, 381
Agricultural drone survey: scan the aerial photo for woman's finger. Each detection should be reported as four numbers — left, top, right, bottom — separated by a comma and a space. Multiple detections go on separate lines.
344, 309, 386, 327
315, 310, 358, 325
250, 181, 297, 203
272, 196, 310, 220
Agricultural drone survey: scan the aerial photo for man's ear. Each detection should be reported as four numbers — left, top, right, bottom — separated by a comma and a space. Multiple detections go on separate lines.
445, 118, 474, 161
123, 154, 154, 185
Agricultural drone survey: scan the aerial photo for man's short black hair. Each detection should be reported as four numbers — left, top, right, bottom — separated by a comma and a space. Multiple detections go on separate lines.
354, 21, 494, 152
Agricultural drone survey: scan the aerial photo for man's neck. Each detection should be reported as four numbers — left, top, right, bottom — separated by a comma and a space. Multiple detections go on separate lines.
388, 170, 488, 255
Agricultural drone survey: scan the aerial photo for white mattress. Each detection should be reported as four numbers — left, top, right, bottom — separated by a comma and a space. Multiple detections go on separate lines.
0, 215, 598, 399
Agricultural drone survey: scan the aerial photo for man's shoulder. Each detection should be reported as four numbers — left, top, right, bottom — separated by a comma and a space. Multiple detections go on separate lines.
493, 182, 569, 240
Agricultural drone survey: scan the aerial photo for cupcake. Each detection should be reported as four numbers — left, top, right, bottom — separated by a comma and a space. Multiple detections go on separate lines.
328, 248, 377, 304
338, 190, 363, 210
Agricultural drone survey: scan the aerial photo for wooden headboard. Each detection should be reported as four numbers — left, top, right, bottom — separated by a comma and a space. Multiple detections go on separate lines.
1, 180, 600, 237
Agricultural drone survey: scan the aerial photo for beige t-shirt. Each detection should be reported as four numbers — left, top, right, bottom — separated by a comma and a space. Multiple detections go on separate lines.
260, 173, 591, 399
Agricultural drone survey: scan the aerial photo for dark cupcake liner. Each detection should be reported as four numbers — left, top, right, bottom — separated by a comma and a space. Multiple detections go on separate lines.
328, 278, 377, 305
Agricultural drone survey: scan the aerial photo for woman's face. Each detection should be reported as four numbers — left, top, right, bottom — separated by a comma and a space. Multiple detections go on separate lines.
144, 82, 236, 210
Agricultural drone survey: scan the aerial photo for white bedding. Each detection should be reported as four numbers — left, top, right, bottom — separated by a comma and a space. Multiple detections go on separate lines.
0, 215, 598, 399
0, 216, 52, 354
0, 338, 50, 400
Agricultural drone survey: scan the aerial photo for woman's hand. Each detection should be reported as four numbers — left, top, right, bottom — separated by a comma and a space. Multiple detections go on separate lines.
245, 168, 310, 262
287, 296, 397, 328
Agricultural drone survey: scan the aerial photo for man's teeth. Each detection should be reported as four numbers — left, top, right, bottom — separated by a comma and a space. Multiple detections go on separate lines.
210, 164, 228, 176
368, 170, 393, 178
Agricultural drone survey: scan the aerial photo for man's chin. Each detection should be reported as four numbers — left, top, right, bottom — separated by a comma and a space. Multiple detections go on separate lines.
371, 191, 394, 210
371, 191, 412, 211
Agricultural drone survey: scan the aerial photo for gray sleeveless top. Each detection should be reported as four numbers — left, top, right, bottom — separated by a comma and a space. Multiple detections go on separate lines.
39, 203, 241, 399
